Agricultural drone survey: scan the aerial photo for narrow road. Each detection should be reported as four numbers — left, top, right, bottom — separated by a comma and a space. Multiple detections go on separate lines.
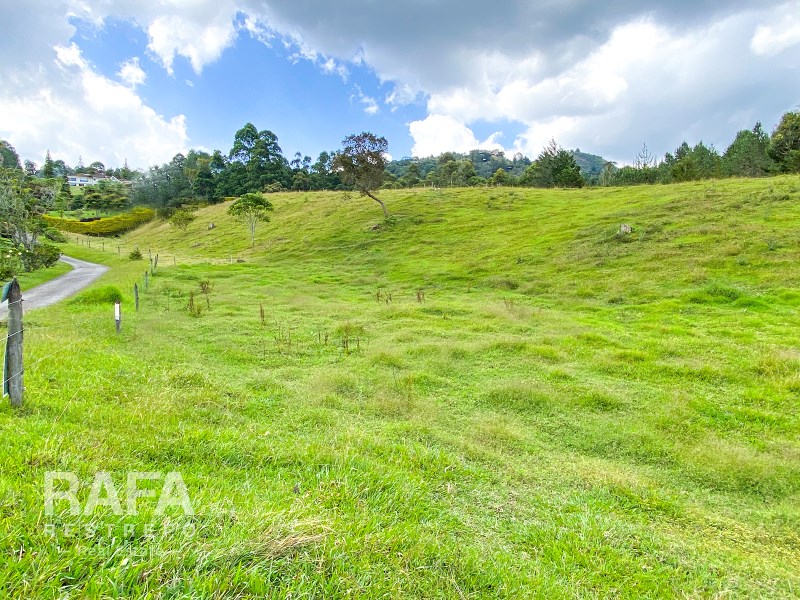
0, 256, 109, 320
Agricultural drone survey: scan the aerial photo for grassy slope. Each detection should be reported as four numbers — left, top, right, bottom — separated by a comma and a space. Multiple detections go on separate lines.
2, 177, 800, 597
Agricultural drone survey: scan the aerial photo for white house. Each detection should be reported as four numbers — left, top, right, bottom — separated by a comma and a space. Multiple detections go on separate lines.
66, 174, 125, 187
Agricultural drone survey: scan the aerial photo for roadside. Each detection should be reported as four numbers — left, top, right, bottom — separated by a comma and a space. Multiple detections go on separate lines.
0, 256, 108, 320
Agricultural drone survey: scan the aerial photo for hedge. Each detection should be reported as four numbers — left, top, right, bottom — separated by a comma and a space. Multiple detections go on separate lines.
44, 207, 156, 236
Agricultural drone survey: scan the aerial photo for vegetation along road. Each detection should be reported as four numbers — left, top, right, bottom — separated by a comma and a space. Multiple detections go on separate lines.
0, 255, 107, 320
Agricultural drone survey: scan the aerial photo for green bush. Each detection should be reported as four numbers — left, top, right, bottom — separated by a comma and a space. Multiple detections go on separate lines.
43, 207, 155, 236
43, 227, 68, 243
0, 241, 22, 279
129, 248, 143, 260
21, 243, 61, 271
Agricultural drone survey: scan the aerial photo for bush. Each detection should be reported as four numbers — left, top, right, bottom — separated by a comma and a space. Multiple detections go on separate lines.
129, 248, 143, 260
43, 207, 155, 236
21, 243, 61, 271
0, 241, 22, 279
43, 227, 68, 243
169, 209, 196, 232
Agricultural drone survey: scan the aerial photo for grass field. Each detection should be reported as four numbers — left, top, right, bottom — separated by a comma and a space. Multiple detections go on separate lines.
2, 177, 800, 597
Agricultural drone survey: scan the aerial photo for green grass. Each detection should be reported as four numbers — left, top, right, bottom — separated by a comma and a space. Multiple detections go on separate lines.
2, 177, 800, 597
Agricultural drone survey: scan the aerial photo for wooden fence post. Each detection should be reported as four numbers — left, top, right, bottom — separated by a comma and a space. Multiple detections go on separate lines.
134, 283, 139, 311
144, 271, 149, 291
153, 254, 159, 274
4, 279, 23, 407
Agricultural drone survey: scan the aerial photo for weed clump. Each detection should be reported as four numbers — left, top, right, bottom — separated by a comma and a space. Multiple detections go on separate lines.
71, 285, 124, 305
129, 248, 143, 260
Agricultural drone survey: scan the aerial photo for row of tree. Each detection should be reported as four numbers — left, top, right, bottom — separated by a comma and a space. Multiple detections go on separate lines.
3, 109, 799, 213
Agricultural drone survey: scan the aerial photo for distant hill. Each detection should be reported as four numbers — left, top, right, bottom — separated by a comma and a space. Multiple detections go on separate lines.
387, 148, 611, 182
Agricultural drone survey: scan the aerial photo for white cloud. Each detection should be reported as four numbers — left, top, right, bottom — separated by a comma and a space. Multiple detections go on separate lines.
145, 12, 236, 74
0, 0, 188, 169
118, 57, 146, 87
409, 115, 504, 157
353, 85, 379, 115
2, 0, 799, 168
751, 4, 800, 56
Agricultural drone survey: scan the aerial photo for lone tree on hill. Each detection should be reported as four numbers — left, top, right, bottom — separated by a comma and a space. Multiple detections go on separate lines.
333, 131, 389, 218
228, 192, 274, 247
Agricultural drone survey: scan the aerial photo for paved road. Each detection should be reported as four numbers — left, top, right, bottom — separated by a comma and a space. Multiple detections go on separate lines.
0, 256, 109, 320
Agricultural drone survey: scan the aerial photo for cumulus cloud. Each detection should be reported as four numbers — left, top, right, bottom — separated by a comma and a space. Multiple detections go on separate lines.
409, 115, 503, 157
2, 0, 799, 167
118, 57, 146, 87
751, 4, 800, 56
252, 0, 800, 161
0, 1, 188, 168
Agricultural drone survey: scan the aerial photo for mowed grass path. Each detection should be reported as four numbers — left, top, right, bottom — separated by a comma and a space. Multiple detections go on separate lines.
1, 177, 800, 597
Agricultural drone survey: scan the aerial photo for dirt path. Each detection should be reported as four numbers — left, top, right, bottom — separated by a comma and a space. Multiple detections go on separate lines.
0, 256, 109, 320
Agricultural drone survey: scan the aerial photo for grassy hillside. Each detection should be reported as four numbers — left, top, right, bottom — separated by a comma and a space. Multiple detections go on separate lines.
2, 177, 800, 597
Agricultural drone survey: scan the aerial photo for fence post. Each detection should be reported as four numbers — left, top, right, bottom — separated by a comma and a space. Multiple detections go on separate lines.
144, 271, 149, 291
5, 279, 23, 407
115, 301, 121, 334
154, 254, 159, 274
134, 283, 139, 311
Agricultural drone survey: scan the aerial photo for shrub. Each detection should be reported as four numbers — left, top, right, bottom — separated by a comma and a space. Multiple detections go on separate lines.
0, 241, 22, 279
43, 227, 68, 243
21, 243, 61, 271
169, 209, 196, 232
43, 207, 155, 236
129, 248, 143, 260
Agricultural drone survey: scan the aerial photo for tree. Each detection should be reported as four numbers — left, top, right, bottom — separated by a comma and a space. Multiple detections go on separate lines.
520, 139, 583, 188
227, 192, 274, 247
723, 123, 774, 177
0, 140, 21, 170
0, 169, 57, 270
42, 150, 55, 178
55, 174, 72, 216
169, 209, 196, 233
769, 110, 800, 173
332, 132, 389, 218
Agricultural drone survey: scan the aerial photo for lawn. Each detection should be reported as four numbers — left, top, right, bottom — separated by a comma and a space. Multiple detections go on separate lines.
1, 177, 799, 597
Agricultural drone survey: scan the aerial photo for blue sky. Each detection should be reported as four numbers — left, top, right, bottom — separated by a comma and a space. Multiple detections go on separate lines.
1, 1, 798, 170
68, 15, 429, 162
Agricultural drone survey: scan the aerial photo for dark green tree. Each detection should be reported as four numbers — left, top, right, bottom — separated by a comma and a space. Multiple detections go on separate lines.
332, 132, 389, 218
42, 150, 55, 178
769, 110, 800, 173
0, 140, 21, 170
723, 123, 774, 177
520, 139, 583, 188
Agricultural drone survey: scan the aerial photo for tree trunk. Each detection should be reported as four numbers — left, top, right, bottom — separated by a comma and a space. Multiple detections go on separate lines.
364, 190, 389, 219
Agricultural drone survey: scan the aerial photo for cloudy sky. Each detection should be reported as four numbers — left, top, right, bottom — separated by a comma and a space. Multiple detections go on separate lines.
1, 0, 798, 169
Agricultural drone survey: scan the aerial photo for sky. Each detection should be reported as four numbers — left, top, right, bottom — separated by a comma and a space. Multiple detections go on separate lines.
0, 0, 798, 170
